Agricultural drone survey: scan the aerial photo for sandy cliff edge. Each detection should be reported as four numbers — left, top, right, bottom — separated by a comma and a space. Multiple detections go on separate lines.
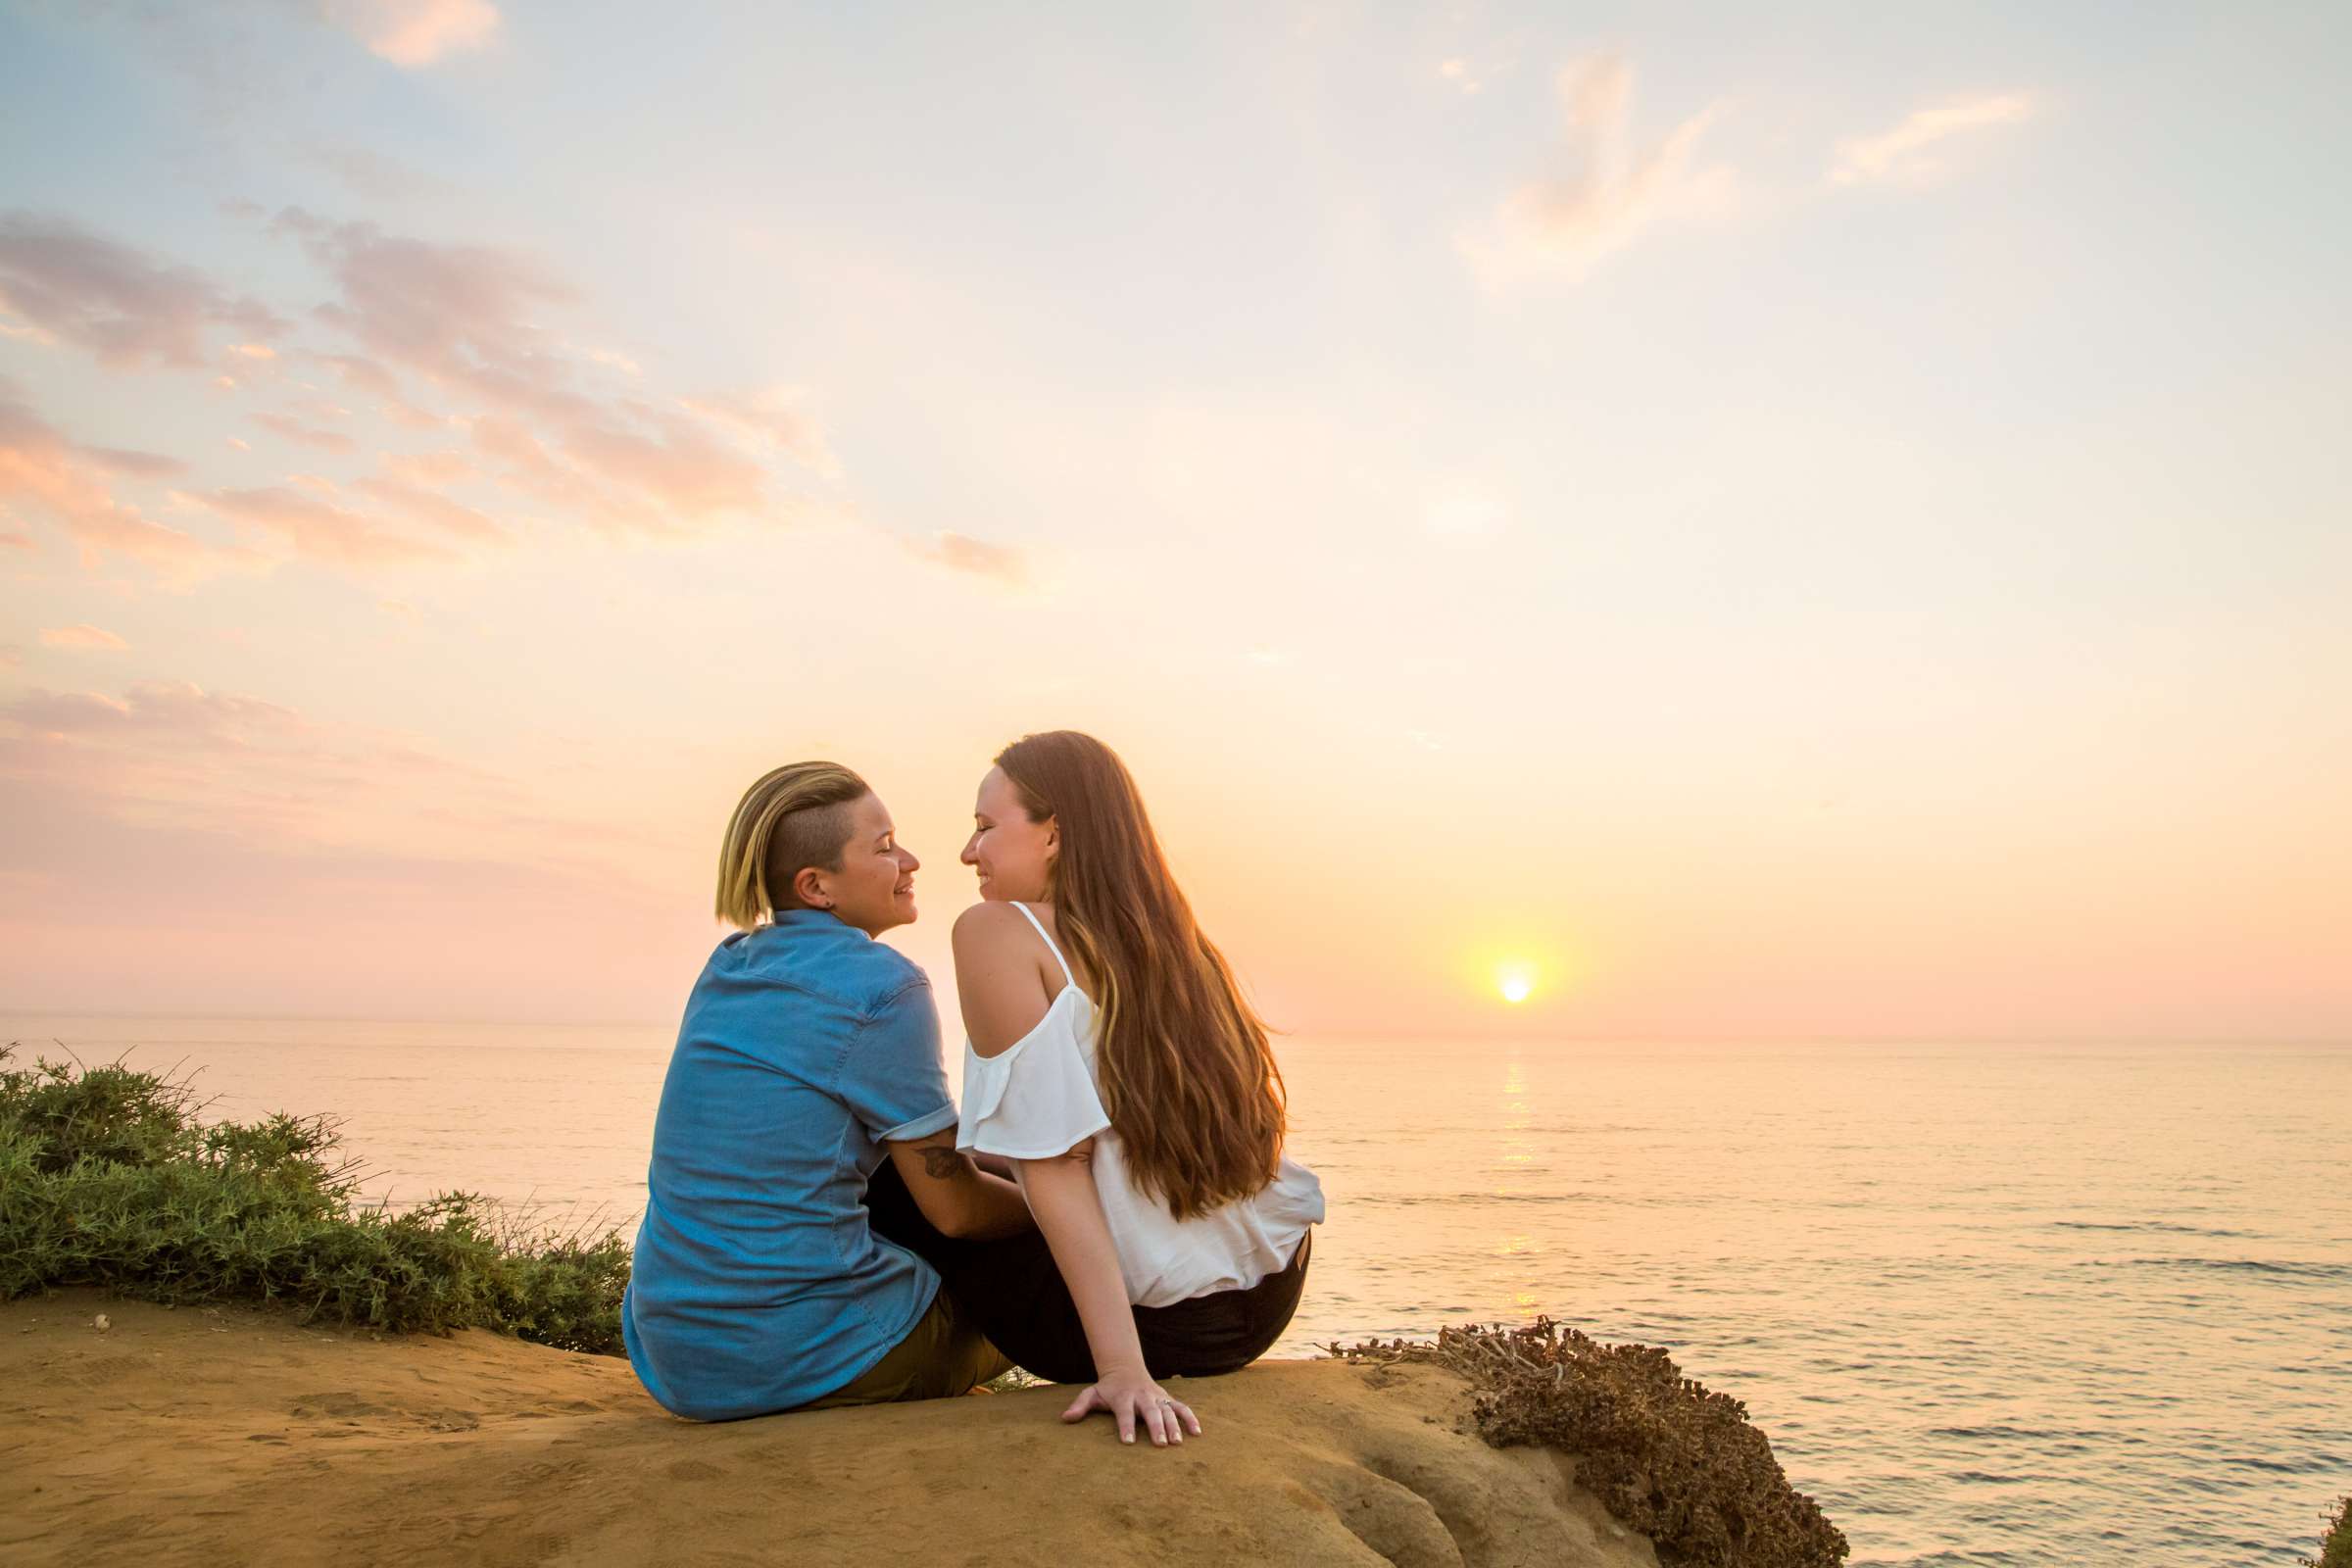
1, 1289, 1657, 1568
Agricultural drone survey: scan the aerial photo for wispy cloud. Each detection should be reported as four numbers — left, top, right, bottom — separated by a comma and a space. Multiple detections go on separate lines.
316, 352, 402, 399
6, 209, 1018, 590
1829, 94, 2034, 187
38, 625, 130, 651
680, 386, 842, 479
310, 143, 442, 203
0, 379, 253, 578
253, 411, 360, 455
80, 447, 190, 480
5, 684, 257, 736
0, 677, 528, 874
0, 213, 287, 370
1439, 58, 1483, 96
906, 530, 1026, 584
351, 474, 504, 541
191, 484, 459, 566
274, 210, 582, 416
1458, 57, 1740, 288
274, 212, 786, 531
318, 0, 501, 69
379, 450, 475, 486
561, 409, 768, 521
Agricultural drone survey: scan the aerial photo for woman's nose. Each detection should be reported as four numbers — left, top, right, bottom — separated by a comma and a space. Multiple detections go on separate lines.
959, 839, 979, 865
900, 847, 920, 873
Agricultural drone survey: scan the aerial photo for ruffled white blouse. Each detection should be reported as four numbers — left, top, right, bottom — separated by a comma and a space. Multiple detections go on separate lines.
956, 903, 1325, 1309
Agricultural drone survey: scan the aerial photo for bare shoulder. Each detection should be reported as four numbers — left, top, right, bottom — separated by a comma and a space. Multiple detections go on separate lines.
953, 903, 1054, 1056
951, 900, 1033, 954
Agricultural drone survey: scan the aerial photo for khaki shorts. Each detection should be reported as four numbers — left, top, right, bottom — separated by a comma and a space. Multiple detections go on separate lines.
797, 1287, 1012, 1410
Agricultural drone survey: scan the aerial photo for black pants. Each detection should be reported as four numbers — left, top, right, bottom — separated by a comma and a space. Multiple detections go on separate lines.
863, 1161, 1310, 1386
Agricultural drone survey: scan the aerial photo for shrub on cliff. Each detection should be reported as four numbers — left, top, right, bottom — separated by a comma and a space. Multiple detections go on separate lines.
2310, 1494, 2352, 1568
0, 1046, 629, 1354
1332, 1317, 1848, 1568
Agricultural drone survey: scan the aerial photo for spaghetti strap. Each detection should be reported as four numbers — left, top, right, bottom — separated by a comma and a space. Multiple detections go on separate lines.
1008, 902, 1077, 989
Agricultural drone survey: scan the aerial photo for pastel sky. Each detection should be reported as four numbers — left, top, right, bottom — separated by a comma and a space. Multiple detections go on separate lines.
3, 2, 2346, 1040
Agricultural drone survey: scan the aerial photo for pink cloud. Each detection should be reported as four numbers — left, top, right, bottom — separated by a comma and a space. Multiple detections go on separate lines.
79, 446, 189, 480
38, 624, 129, 651
1458, 57, 1742, 288
380, 450, 476, 486
317, 353, 402, 398
0, 380, 251, 576
253, 411, 361, 454
277, 214, 801, 532
468, 412, 614, 521
560, 409, 767, 520
195, 485, 458, 566
906, 529, 1027, 584
352, 474, 504, 541
0, 212, 287, 369
1830, 94, 2034, 187
382, 399, 452, 430
274, 210, 580, 411
5, 681, 296, 740
320, 0, 502, 69
680, 386, 841, 479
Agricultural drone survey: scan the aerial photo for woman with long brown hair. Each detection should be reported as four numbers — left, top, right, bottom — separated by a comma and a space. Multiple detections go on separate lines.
951, 730, 1323, 1446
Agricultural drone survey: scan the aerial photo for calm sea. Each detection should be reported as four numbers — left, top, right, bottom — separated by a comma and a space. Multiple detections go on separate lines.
6, 1014, 2346, 1567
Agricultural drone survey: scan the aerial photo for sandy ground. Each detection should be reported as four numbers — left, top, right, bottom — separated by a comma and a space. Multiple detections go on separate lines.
1, 1289, 1657, 1568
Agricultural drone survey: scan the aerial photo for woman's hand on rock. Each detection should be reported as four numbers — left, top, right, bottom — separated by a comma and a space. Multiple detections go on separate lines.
1059, 1363, 1201, 1446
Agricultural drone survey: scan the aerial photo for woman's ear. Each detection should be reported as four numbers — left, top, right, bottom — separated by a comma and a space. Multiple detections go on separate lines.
792, 863, 833, 910
1043, 815, 1059, 861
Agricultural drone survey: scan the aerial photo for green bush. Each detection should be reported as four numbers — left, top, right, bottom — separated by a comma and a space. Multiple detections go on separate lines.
2311, 1494, 2352, 1568
0, 1045, 629, 1354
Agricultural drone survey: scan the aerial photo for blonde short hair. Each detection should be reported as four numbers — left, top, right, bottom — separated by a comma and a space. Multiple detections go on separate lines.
713, 761, 871, 931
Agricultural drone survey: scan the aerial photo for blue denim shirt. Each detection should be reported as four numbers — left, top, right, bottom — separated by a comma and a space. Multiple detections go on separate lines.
621, 909, 956, 1420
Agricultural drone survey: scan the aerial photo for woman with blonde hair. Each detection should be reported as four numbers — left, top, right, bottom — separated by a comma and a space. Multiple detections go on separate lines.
622, 761, 1033, 1422
952, 730, 1324, 1446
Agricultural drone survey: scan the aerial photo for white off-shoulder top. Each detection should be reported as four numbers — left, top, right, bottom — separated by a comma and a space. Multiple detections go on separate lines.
956, 902, 1325, 1309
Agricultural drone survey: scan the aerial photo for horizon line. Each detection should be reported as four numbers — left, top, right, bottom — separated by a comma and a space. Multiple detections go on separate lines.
2, 1007, 2345, 1051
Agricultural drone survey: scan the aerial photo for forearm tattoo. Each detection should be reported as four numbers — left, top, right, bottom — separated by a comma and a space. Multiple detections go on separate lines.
921, 1145, 975, 1181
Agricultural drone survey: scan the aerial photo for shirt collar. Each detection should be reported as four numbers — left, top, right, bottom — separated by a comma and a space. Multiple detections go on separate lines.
769, 907, 854, 933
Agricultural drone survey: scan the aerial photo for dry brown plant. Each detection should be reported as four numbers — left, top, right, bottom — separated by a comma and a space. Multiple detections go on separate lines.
1330, 1317, 1848, 1568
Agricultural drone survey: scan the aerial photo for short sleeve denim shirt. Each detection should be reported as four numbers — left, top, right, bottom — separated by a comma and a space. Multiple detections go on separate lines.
621, 909, 956, 1420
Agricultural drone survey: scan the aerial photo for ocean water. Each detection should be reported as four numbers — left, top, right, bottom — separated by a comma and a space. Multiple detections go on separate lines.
6, 1013, 2346, 1566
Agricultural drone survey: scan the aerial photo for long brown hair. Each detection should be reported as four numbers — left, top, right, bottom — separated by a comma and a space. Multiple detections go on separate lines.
995, 730, 1286, 1220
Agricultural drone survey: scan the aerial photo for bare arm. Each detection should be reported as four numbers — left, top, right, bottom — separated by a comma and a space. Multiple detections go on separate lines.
1016, 1142, 1196, 1445
953, 903, 1200, 1446
886, 1127, 1033, 1241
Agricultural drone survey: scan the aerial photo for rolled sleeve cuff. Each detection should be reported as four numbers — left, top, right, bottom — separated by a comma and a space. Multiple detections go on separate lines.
876, 1102, 958, 1144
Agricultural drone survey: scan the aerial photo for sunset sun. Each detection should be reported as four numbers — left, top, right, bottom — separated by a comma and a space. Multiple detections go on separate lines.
1495, 964, 1537, 1004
